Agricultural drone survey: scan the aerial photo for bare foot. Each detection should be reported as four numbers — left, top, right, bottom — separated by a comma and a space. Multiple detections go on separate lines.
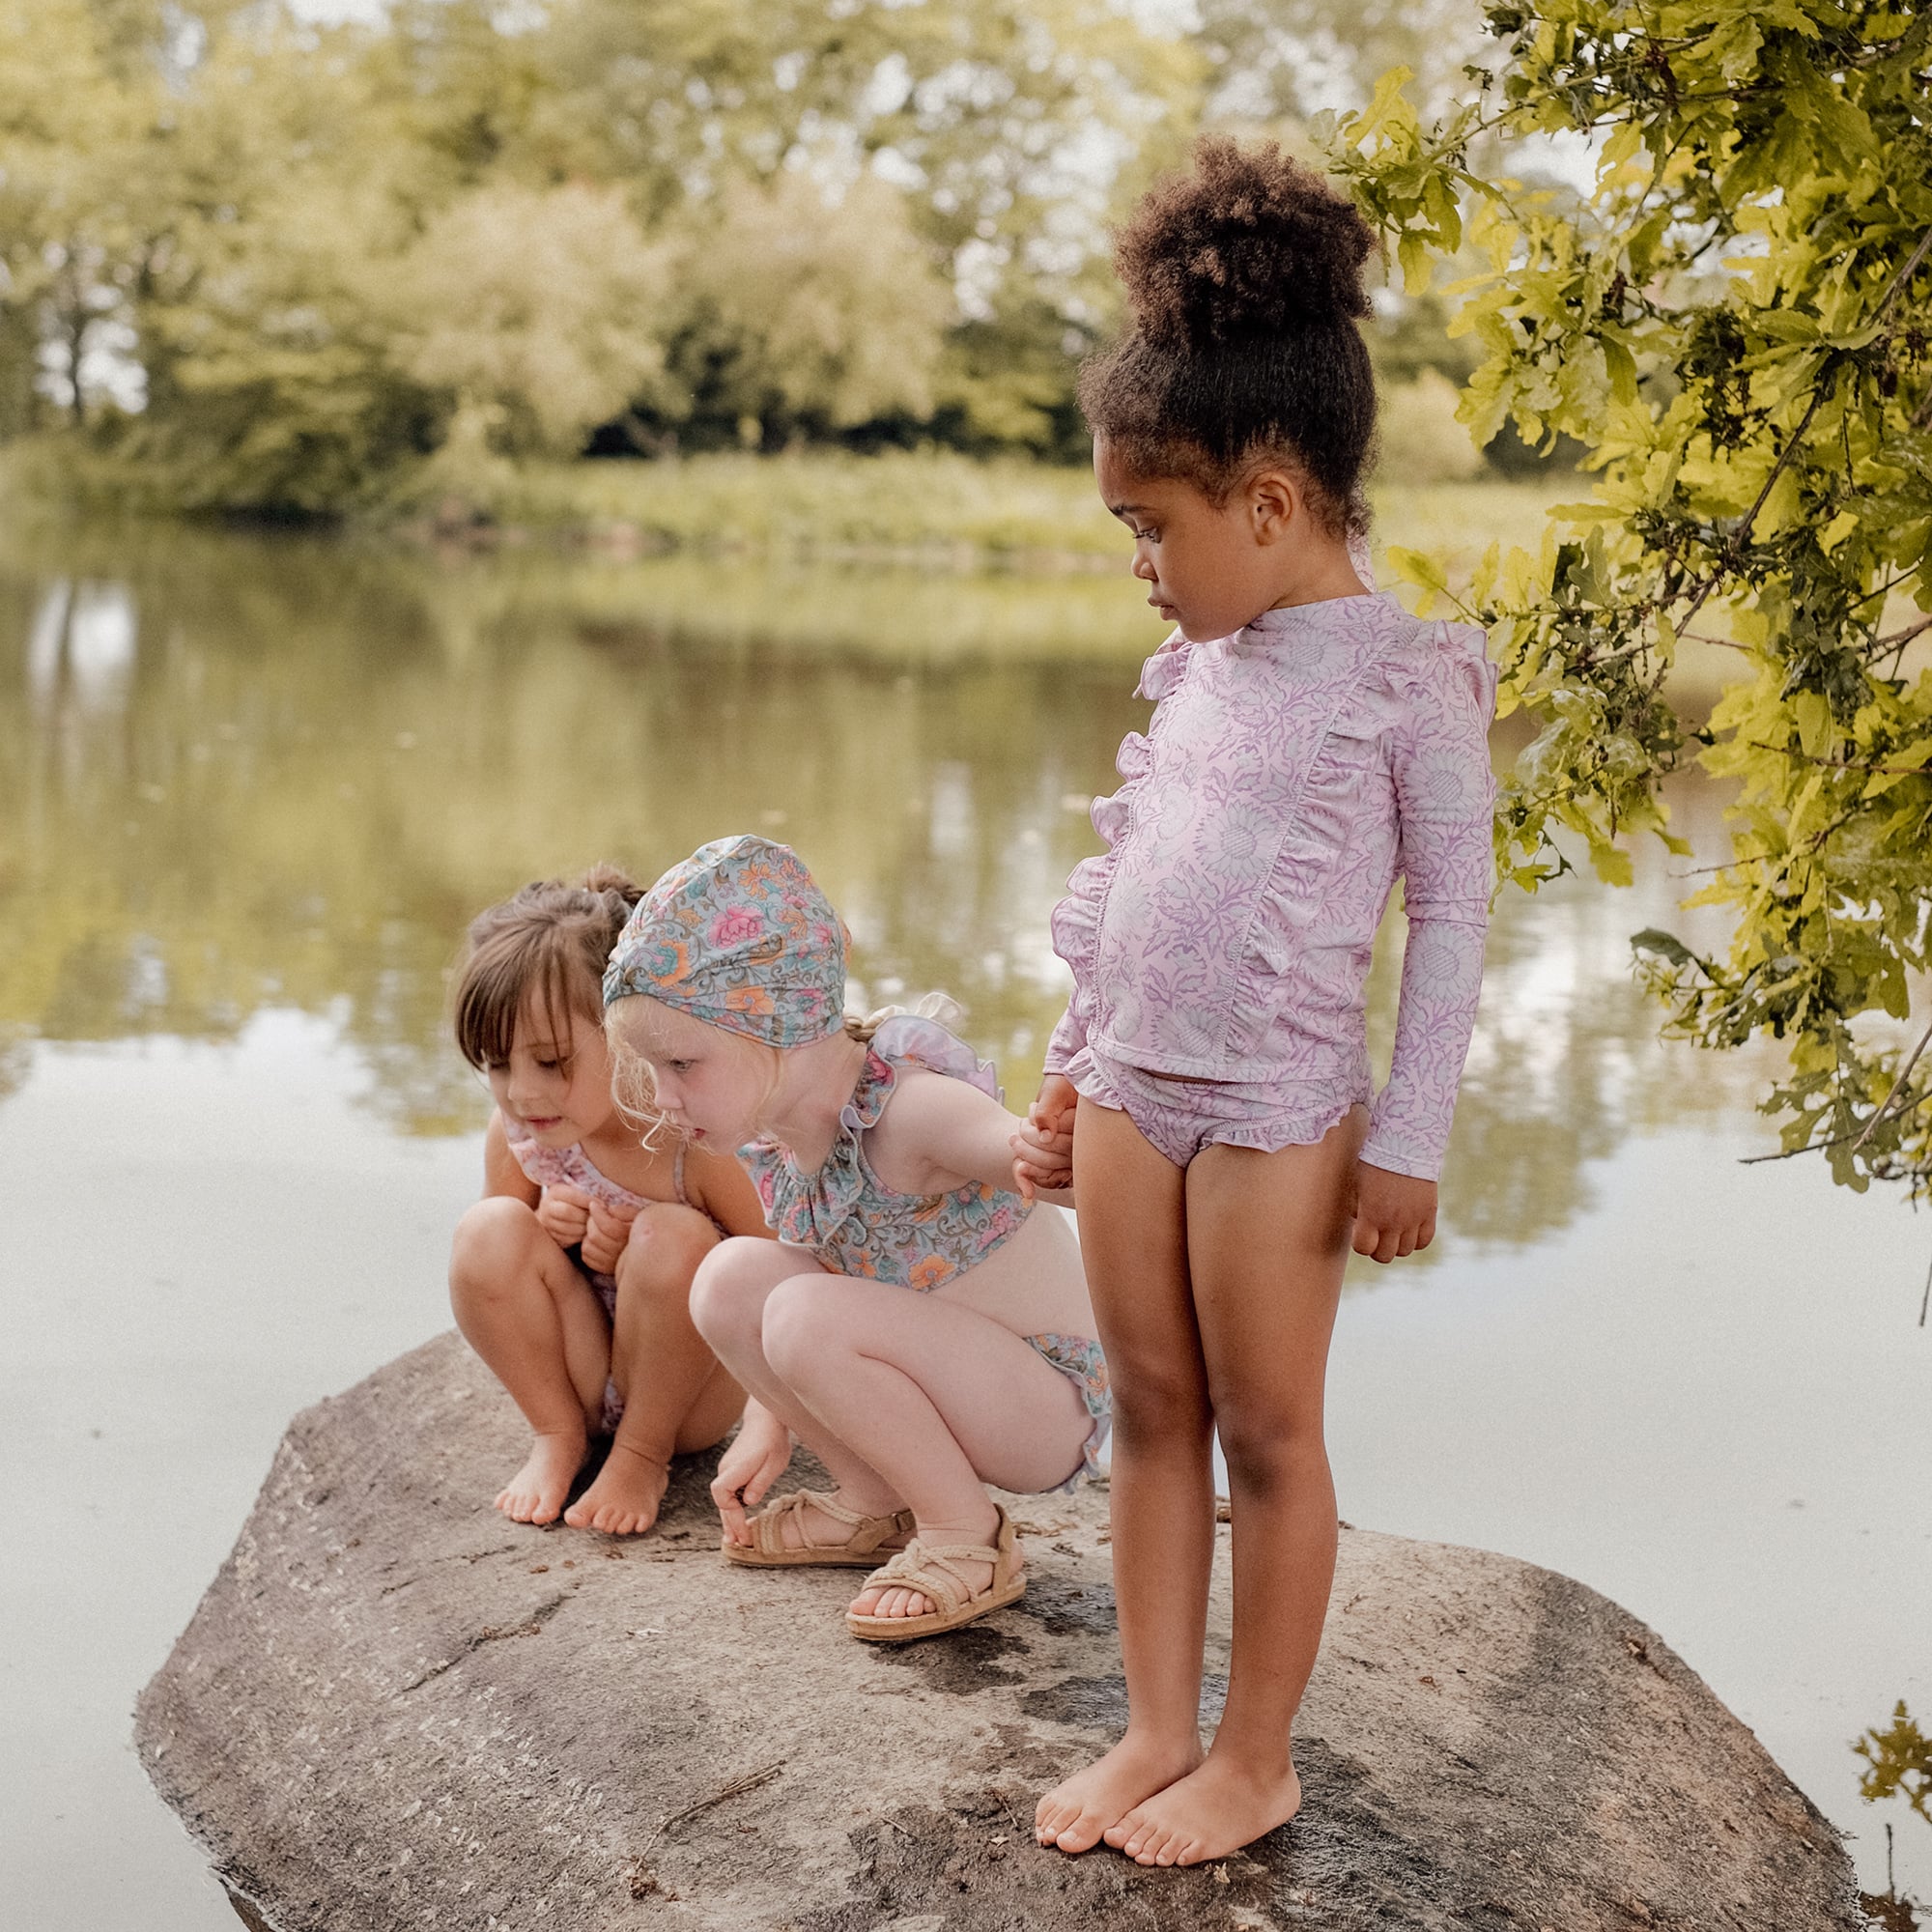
848, 1508, 1006, 1623
496, 1431, 586, 1526
1105, 1752, 1302, 1866
1034, 1732, 1203, 1855
564, 1442, 670, 1535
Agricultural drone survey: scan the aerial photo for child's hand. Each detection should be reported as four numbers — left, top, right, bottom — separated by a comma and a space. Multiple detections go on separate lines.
1351, 1162, 1437, 1264
1011, 1074, 1079, 1199
581, 1198, 639, 1275
535, 1183, 592, 1250
1010, 1118, 1073, 1200
711, 1402, 793, 1547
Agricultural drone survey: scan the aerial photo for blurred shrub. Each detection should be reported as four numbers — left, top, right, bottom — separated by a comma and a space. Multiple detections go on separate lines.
386, 184, 678, 459
1376, 371, 1485, 486
655, 173, 952, 448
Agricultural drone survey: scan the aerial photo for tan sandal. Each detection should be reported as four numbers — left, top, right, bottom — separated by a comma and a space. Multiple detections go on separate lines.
845, 1504, 1026, 1643
724, 1490, 915, 1569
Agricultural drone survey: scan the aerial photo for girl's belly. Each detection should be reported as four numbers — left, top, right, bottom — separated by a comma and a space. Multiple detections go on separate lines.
935, 1204, 1094, 1339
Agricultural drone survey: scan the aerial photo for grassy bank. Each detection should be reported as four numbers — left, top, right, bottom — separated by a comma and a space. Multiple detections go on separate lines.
3, 441, 1776, 706
5, 437, 1570, 577
404, 448, 1574, 581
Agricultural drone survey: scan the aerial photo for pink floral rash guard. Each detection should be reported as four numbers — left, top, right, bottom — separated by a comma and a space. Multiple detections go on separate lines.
1046, 593, 1498, 1182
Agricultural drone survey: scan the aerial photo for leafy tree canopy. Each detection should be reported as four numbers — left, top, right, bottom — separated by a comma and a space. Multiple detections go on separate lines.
1323, 0, 1932, 1198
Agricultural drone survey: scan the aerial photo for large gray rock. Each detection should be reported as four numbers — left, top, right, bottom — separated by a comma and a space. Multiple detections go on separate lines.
137, 1332, 1861, 1931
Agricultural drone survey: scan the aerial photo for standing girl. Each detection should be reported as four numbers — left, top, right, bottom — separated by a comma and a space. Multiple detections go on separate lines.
448, 867, 772, 1536
601, 836, 1108, 1641
1019, 143, 1497, 1866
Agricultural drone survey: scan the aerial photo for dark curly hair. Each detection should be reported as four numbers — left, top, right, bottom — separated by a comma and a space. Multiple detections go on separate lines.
1079, 139, 1378, 533
453, 865, 644, 1071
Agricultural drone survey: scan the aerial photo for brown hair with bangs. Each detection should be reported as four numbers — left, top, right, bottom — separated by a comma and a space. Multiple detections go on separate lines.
453, 865, 643, 1071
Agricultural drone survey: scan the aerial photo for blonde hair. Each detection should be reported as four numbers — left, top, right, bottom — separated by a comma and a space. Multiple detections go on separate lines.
603, 994, 959, 1150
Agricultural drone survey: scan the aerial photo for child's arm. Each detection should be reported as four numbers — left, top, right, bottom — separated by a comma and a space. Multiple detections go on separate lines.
1356, 635, 1497, 1262
874, 1068, 1074, 1205
680, 1143, 777, 1239
482, 1111, 541, 1204
481, 1110, 591, 1250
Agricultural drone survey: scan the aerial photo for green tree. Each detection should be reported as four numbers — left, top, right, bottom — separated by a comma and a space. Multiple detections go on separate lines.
0, 0, 164, 432
386, 183, 677, 458
1325, 0, 1932, 1199
658, 171, 953, 446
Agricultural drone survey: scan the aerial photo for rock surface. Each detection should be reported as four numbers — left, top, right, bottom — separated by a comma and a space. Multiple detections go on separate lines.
137, 1331, 1861, 1931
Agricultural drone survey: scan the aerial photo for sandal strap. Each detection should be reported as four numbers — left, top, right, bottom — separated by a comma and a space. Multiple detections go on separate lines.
859, 1536, 1001, 1616
783, 1489, 872, 1527
750, 1490, 908, 1556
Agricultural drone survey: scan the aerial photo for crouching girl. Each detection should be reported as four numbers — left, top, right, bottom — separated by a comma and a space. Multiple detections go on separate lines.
602, 835, 1108, 1640
448, 867, 772, 1535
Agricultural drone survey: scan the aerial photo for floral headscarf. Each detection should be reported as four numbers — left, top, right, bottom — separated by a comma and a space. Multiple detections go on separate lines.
602, 835, 848, 1047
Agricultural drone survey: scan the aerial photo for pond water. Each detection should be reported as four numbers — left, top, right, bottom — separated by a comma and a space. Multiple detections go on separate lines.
2, 516, 1926, 1926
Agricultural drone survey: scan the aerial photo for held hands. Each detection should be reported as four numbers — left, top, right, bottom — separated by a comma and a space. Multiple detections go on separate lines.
534, 1182, 592, 1250
1010, 1074, 1078, 1200
580, 1198, 639, 1275
1351, 1161, 1437, 1264
711, 1401, 793, 1547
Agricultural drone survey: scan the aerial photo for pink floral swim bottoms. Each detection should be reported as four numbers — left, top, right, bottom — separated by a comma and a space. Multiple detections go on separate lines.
1065, 1047, 1368, 1170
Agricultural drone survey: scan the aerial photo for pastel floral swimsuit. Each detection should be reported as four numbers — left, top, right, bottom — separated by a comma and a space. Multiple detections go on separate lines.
738, 1012, 1110, 1484
505, 1132, 710, 1433
1047, 591, 1497, 1180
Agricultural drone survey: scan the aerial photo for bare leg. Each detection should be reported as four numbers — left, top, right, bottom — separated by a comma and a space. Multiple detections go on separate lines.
758, 1274, 1091, 1619
692, 1239, 1090, 1612
449, 1197, 608, 1525
1107, 1108, 1362, 1867
692, 1237, 901, 1531
566, 1205, 745, 1535
1037, 1099, 1210, 1856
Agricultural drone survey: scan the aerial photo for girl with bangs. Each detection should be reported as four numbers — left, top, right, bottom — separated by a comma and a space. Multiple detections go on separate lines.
448, 867, 772, 1537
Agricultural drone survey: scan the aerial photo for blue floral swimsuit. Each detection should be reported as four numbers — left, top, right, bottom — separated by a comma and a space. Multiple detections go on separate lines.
738, 1013, 1111, 1485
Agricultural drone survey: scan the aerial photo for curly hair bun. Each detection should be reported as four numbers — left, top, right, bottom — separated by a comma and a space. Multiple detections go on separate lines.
1116, 138, 1375, 349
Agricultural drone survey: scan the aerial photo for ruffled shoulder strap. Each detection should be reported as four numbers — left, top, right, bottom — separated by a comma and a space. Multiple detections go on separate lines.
739, 1013, 1006, 1254
1135, 629, 1194, 702
865, 1013, 1003, 1106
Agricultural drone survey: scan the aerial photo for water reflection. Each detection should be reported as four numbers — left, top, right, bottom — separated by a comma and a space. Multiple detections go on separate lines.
1, 520, 1772, 1244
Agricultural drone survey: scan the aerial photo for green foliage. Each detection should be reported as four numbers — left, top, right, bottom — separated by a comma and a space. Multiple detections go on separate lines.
1324, 0, 1932, 1199
385, 184, 677, 458
656, 172, 954, 445
0, 0, 1205, 502
1858, 1702, 1932, 1823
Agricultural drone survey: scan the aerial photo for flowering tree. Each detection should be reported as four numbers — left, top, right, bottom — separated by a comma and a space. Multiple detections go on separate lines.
1324, 0, 1932, 1200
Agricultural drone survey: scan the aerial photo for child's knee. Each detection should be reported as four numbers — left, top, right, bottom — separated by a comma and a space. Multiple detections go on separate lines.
1110, 1353, 1213, 1445
1217, 1406, 1326, 1500
689, 1236, 779, 1343
449, 1195, 542, 1291
612, 1203, 717, 1301
758, 1275, 843, 1380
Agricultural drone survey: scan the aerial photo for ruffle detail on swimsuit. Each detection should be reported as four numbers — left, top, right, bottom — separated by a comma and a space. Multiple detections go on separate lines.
865, 1012, 1004, 1104
1135, 631, 1193, 702
1042, 726, 1154, 1071
740, 1013, 1026, 1291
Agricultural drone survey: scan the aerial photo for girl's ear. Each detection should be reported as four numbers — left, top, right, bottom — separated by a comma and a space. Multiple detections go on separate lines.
1246, 465, 1302, 546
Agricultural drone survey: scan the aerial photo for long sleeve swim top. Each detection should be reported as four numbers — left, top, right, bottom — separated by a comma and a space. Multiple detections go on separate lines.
1045, 591, 1497, 1181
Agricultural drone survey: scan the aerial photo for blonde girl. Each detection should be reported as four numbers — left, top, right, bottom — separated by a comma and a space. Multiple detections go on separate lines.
1016, 144, 1497, 1867
602, 835, 1109, 1642
448, 867, 771, 1536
